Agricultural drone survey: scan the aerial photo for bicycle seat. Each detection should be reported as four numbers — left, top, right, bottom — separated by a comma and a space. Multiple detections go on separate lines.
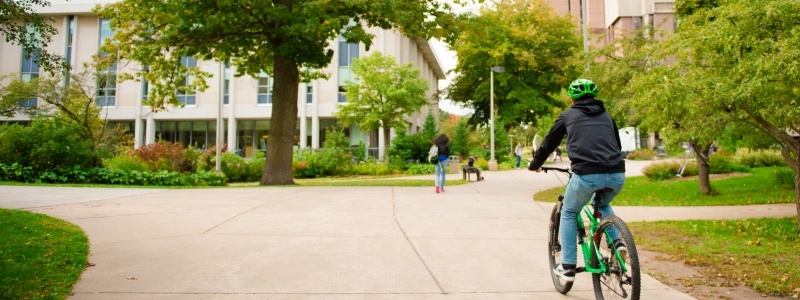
593, 187, 614, 194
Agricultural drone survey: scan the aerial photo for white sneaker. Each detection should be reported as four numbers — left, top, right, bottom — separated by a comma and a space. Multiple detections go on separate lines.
554, 264, 575, 282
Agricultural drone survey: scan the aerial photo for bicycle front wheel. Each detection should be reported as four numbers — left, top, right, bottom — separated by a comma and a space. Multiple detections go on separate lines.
592, 215, 641, 300
548, 202, 573, 294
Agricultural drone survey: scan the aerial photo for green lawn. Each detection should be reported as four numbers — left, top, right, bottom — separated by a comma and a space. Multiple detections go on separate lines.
629, 218, 800, 297
534, 167, 794, 206
0, 209, 89, 300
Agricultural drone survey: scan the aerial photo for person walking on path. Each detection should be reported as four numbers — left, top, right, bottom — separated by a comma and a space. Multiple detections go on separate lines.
515, 143, 523, 169
433, 134, 451, 193
527, 78, 626, 282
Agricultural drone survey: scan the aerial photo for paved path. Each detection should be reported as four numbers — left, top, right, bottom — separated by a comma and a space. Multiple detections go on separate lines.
0, 159, 794, 299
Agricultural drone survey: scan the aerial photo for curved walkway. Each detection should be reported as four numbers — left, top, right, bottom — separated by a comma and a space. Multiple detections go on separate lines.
0, 159, 792, 299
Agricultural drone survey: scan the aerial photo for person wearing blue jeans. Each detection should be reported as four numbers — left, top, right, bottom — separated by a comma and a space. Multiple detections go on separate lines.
528, 79, 626, 282
433, 134, 451, 193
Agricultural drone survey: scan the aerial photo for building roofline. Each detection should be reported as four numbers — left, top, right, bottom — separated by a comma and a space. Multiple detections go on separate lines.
415, 38, 446, 80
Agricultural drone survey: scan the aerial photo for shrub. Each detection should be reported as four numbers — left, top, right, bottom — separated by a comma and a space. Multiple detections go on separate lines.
626, 148, 657, 160
102, 155, 149, 172
732, 149, 785, 168
350, 162, 392, 176
132, 141, 194, 172
708, 155, 732, 174
405, 163, 434, 175
773, 167, 795, 186
642, 161, 680, 181
473, 157, 489, 170
0, 119, 96, 172
293, 148, 350, 178
246, 152, 266, 182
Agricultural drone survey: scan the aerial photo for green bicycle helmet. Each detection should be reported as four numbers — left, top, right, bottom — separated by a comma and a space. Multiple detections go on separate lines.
567, 79, 599, 99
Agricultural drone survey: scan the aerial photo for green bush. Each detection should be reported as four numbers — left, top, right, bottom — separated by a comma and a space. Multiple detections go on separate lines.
0, 162, 227, 186
404, 163, 434, 175
246, 152, 266, 182
217, 152, 248, 182
626, 148, 657, 160
0, 120, 96, 173
773, 167, 795, 186
102, 155, 149, 172
732, 149, 786, 168
388, 132, 430, 163
643, 161, 680, 181
350, 162, 392, 176
293, 148, 350, 178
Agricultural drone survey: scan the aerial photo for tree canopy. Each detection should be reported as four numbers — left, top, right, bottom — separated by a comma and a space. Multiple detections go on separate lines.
335, 52, 430, 161
96, 0, 458, 185
445, 0, 581, 130
1, 0, 67, 73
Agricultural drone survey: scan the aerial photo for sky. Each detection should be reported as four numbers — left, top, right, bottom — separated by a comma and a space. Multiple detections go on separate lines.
430, 0, 483, 116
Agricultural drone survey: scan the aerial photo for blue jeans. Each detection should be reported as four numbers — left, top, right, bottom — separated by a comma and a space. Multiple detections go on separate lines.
515, 155, 521, 168
560, 172, 625, 265
435, 158, 448, 189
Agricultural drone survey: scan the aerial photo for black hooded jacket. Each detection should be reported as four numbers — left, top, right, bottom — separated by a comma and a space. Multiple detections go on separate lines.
528, 98, 625, 175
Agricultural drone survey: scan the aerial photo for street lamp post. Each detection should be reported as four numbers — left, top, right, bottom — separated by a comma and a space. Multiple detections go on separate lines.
489, 65, 504, 171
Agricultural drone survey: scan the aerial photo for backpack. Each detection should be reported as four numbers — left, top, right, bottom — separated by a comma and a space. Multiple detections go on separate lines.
428, 144, 438, 163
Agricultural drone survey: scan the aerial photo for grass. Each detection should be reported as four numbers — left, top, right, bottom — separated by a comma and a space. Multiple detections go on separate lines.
628, 218, 800, 297
534, 167, 794, 206
0, 209, 89, 300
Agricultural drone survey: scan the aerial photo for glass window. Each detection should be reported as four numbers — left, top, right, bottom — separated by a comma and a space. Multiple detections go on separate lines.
306, 85, 313, 103
177, 56, 197, 105
257, 75, 272, 104
97, 18, 117, 107
20, 48, 40, 107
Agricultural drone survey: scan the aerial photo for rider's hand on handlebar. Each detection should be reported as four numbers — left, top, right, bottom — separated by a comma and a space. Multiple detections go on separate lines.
527, 162, 542, 172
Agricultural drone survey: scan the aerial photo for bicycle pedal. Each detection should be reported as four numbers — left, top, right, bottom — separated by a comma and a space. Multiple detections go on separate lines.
575, 267, 586, 273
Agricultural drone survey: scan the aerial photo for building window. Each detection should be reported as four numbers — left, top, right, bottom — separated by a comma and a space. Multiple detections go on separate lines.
224, 61, 230, 105
177, 56, 197, 105
306, 85, 313, 103
20, 49, 40, 107
257, 74, 273, 104
64, 15, 75, 85
97, 18, 117, 107
337, 36, 359, 103
633, 16, 642, 30
142, 65, 149, 100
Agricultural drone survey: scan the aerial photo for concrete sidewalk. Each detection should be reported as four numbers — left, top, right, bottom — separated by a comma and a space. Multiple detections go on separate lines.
1, 159, 793, 299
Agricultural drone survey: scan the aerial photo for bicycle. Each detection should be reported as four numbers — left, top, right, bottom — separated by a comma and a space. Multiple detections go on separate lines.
542, 166, 641, 300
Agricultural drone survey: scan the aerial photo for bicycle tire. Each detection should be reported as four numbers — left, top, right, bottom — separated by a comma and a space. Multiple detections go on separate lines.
591, 215, 641, 300
548, 202, 573, 294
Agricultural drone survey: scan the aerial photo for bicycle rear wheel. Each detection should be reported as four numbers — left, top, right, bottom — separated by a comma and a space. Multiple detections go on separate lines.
591, 215, 640, 300
548, 202, 573, 294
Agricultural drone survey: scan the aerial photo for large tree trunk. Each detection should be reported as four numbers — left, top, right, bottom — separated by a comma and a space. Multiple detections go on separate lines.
261, 54, 299, 185
693, 143, 714, 195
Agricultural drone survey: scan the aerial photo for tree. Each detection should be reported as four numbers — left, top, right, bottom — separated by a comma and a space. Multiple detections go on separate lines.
96, 0, 456, 185
451, 117, 471, 158
625, 0, 800, 231
445, 0, 581, 130
421, 111, 438, 141
0, 0, 67, 73
335, 52, 429, 161
0, 66, 129, 165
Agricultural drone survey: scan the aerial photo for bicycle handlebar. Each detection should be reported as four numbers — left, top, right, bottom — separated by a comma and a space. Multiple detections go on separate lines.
540, 166, 571, 174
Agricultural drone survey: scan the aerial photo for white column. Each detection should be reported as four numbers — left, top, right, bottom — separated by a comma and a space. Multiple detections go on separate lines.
134, 74, 143, 148
299, 83, 307, 149
311, 79, 320, 149
378, 126, 386, 161
71, 16, 78, 67
227, 66, 237, 150
145, 112, 155, 145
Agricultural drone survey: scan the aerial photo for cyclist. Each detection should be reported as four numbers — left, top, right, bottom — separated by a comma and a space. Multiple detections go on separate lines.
528, 78, 626, 282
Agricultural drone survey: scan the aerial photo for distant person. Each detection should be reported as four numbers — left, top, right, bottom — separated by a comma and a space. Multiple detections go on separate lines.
433, 134, 451, 193
528, 78, 626, 282
553, 147, 562, 162
467, 156, 484, 181
515, 143, 523, 169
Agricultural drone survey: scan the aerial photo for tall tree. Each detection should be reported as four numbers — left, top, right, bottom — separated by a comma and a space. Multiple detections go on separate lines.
96, 0, 456, 185
0, 0, 67, 73
626, 0, 800, 231
335, 52, 429, 161
445, 0, 580, 130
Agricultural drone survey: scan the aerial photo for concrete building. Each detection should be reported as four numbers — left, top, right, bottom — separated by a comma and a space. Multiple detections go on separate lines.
548, 0, 676, 47
0, 1, 445, 159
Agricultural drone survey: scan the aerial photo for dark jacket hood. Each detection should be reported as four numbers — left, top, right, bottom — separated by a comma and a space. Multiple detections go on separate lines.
572, 98, 606, 116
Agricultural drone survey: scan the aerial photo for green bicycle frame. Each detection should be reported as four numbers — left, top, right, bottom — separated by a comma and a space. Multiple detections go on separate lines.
576, 202, 629, 275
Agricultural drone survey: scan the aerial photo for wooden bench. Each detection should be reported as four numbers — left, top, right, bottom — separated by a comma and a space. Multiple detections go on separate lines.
461, 165, 483, 181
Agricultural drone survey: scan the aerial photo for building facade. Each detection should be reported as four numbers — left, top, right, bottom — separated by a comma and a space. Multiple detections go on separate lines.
0, 1, 445, 158
548, 0, 676, 47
